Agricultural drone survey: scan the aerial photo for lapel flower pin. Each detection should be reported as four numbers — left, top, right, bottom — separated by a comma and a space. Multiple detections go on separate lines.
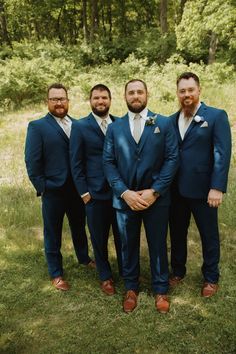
145, 115, 157, 126
194, 115, 204, 123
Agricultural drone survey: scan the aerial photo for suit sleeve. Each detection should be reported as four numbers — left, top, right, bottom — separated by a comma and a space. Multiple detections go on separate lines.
211, 110, 231, 192
70, 122, 88, 195
151, 119, 179, 195
24, 122, 45, 195
103, 124, 128, 197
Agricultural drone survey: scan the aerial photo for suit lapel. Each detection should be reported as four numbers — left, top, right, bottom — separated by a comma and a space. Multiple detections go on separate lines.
119, 114, 136, 148
87, 113, 105, 140
183, 102, 207, 140
138, 111, 158, 152
172, 112, 183, 144
45, 113, 69, 142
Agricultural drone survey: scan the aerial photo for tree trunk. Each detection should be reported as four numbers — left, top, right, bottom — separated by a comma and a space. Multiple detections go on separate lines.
160, 0, 168, 34
0, 0, 12, 47
90, 0, 99, 43
208, 31, 218, 64
177, 0, 187, 24
82, 0, 89, 43
107, 0, 112, 41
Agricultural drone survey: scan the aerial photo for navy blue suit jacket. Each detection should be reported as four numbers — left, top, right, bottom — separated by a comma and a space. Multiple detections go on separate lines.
103, 110, 179, 210
171, 102, 231, 198
25, 113, 74, 196
70, 113, 117, 200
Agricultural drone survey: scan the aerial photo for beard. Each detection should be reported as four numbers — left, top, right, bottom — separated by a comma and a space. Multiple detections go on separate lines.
126, 100, 147, 113
180, 100, 198, 118
51, 108, 68, 118
92, 106, 110, 117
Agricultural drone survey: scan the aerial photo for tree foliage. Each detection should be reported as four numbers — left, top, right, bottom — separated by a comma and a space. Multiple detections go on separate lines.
0, 0, 235, 65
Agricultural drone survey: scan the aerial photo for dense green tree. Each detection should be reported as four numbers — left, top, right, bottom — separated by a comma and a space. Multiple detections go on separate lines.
176, 0, 236, 64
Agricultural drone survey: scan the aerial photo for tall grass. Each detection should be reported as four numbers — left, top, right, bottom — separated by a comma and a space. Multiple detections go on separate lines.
0, 67, 236, 354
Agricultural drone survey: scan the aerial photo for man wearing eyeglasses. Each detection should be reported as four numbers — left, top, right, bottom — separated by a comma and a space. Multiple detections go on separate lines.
25, 83, 94, 291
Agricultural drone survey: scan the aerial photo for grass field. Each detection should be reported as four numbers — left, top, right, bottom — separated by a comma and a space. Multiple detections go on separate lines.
0, 77, 236, 354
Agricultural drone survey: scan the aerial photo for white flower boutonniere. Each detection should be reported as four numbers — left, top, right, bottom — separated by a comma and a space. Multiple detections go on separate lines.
145, 115, 157, 126
194, 115, 204, 123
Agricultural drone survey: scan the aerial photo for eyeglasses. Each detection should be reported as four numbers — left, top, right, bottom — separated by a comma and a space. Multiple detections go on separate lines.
48, 97, 68, 103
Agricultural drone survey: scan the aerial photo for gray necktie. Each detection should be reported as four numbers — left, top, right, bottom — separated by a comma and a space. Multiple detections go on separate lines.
61, 117, 71, 138
101, 119, 108, 135
133, 114, 141, 143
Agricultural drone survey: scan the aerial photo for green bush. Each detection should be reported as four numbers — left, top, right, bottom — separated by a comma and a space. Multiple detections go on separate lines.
0, 57, 77, 110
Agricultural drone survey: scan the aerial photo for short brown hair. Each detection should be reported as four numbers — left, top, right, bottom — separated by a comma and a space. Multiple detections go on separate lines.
89, 84, 111, 99
47, 83, 68, 97
176, 72, 200, 87
125, 79, 147, 93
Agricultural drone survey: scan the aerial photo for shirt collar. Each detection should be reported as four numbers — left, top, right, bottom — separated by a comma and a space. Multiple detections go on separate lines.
50, 113, 70, 123
128, 107, 148, 120
92, 112, 111, 125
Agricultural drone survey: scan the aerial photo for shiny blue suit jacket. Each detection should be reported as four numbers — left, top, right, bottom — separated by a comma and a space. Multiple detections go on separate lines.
103, 110, 179, 210
170, 102, 231, 198
70, 113, 118, 200
25, 113, 73, 195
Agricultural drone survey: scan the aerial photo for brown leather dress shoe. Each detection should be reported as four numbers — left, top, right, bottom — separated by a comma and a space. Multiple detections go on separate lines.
169, 276, 183, 287
123, 290, 138, 313
101, 279, 115, 295
155, 294, 170, 313
201, 282, 219, 297
86, 260, 96, 269
52, 277, 70, 291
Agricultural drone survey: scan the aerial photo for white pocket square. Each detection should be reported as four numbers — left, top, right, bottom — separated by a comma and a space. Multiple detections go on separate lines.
200, 121, 208, 128
154, 126, 160, 133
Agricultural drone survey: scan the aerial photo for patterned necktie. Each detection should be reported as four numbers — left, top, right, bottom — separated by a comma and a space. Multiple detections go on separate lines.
101, 119, 108, 135
61, 117, 71, 138
133, 113, 141, 143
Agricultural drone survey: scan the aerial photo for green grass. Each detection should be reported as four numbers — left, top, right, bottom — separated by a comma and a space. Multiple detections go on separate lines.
1, 78, 236, 353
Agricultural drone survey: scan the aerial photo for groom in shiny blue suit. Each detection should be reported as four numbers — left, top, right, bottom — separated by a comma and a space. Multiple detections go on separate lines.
169, 72, 231, 297
25, 83, 93, 291
103, 79, 179, 313
70, 84, 122, 296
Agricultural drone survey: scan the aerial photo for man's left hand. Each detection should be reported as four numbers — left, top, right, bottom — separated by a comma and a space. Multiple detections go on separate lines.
137, 189, 159, 207
207, 189, 223, 208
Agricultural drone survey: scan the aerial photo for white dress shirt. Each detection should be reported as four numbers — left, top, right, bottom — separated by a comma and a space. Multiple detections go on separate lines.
93, 113, 112, 134
178, 102, 201, 139
53, 115, 72, 138
128, 107, 149, 138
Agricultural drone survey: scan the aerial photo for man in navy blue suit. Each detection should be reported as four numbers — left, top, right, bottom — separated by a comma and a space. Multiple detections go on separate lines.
70, 84, 122, 295
103, 79, 179, 313
169, 72, 231, 297
25, 83, 94, 291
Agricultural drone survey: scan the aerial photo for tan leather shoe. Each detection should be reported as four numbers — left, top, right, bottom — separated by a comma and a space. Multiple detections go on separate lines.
101, 279, 115, 295
169, 276, 183, 287
86, 260, 96, 269
155, 294, 170, 313
201, 282, 219, 297
123, 290, 138, 313
52, 276, 70, 291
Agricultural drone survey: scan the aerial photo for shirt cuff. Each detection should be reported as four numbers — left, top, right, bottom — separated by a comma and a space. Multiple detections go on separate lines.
81, 192, 89, 198
121, 190, 130, 198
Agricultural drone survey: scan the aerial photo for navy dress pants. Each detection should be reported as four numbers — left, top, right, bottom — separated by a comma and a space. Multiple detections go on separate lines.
42, 180, 91, 278
86, 199, 122, 281
169, 190, 220, 283
116, 202, 169, 294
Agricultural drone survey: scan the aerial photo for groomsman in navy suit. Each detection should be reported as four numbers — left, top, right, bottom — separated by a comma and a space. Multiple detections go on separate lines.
70, 84, 122, 295
169, 72, 231, 297
103, 79, 179, 313
25, 83, 94, 291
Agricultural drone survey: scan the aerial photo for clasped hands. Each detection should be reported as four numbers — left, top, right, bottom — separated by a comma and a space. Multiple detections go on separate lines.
123, 189, 159, 211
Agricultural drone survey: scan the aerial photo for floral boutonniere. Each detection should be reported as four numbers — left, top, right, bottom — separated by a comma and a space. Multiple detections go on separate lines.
145, 115, 157, 126
194, 115, 204, 123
